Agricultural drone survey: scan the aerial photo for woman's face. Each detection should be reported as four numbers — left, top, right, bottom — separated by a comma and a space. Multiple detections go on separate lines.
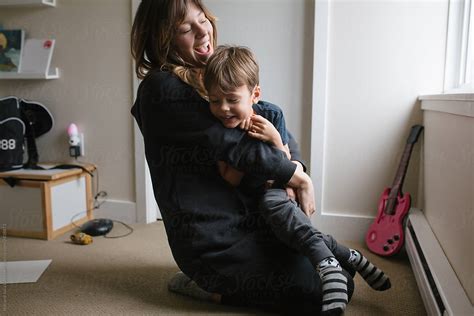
173, 3, 214, 67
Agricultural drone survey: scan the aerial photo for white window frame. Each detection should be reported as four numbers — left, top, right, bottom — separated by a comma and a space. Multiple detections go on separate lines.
444, 0, 473, 92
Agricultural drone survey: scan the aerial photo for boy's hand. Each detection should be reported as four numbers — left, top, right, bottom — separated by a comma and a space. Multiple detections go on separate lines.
247, 115, 281, 145
239, 116, 253, 131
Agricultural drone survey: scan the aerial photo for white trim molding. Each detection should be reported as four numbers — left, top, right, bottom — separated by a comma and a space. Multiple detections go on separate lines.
310, 0, 375, 242
94, 200, 137, 224
318, 212, 374, 243
310, 0, 329, 217
131, 0, 160, 223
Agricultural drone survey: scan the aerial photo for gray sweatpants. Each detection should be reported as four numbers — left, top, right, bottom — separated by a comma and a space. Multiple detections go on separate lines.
259, 188, 351, 269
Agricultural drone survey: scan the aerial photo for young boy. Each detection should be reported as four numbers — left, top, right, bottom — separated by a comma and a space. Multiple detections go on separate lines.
203, 45, 391, 315
203, 45, 291, 191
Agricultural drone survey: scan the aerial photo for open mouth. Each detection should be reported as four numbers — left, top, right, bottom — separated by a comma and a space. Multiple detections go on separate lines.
194, 42, 211, 55
223, 115, 235, 120
221, 115, 237, 125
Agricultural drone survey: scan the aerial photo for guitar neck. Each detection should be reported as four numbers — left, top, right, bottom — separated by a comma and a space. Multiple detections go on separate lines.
390, 144, 414, 196
385, 125, 423, 215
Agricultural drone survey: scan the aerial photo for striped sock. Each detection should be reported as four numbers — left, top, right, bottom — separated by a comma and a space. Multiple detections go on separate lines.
348, 249, 391, 291
318, 257, 348, 315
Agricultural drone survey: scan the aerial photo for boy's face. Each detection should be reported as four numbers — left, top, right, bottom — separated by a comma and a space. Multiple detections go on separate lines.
208, 85, 261, 128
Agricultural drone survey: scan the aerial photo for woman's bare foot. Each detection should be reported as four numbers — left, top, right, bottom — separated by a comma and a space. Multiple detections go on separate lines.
168, 271, 221, 303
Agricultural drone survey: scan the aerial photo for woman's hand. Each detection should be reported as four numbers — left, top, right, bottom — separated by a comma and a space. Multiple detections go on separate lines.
217, 161, 244, 187
292, 160, 304, 173
295, 176, 315, 217
285, 160, 301, 202
285, 187, 297, 201
287, 163, 316, 217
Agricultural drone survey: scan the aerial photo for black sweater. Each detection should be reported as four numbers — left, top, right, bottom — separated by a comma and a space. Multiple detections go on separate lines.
131, 70, 298, 277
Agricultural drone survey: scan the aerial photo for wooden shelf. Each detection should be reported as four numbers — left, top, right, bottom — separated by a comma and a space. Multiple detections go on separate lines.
0, 67, 59, 79
0, 0, 56, 7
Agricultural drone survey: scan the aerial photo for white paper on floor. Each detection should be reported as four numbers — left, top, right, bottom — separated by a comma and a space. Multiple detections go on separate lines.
0, 260, 52, 284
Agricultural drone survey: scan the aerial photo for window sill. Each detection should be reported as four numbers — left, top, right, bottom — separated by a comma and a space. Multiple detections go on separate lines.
419, 93, 474, 117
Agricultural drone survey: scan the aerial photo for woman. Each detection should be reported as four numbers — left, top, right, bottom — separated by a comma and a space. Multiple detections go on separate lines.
131, 0, 355, 314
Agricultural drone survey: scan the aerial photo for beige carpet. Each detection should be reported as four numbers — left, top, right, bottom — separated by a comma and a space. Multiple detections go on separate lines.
4, 221, 426, 315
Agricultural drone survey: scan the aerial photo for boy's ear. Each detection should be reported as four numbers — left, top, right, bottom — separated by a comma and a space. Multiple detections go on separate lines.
252, 85, 261, 103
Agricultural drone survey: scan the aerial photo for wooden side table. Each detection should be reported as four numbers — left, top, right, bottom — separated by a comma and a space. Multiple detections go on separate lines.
0, 163, 96, 240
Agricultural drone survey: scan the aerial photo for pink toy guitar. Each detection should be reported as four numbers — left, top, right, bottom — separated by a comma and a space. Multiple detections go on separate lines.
365, 125, 423, 256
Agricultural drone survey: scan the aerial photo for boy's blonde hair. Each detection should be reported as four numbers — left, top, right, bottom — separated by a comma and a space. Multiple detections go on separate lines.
204, 45, 259, 95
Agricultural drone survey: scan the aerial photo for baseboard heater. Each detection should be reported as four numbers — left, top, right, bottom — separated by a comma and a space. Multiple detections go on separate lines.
405, 208, 473, 316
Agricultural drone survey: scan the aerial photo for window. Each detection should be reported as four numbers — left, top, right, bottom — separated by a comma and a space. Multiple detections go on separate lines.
444, 0, 473, 92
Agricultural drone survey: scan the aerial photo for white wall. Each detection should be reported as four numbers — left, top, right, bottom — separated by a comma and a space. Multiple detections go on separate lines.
207, 0, 449, 240
206, 0, 314, 163
316, 0, 448, 240
0, 0, 136, 221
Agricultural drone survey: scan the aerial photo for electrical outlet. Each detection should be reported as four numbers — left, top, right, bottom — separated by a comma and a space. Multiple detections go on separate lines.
68, 133, 85, 158
69, 146, 80, 158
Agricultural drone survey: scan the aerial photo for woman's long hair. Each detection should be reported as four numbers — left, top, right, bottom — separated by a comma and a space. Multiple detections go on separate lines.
131, 0, 217, 98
